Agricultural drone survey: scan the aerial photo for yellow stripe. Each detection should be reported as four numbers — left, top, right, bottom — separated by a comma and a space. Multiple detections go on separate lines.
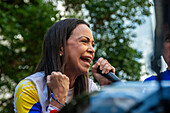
14, 79, 39, 113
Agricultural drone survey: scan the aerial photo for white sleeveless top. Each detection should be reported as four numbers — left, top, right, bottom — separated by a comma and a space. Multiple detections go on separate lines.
14, 72, 99, 113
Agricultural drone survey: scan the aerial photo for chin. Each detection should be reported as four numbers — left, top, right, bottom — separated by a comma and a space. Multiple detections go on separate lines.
80, 68, 89, 75
84, 71, 89, 75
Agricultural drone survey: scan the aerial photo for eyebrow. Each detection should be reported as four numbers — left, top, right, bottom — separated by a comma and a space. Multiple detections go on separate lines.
78, 36, 95, 43
164, 34, 170, 40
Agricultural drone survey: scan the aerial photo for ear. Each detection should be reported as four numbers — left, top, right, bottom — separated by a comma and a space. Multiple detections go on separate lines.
59, 47, 63, 56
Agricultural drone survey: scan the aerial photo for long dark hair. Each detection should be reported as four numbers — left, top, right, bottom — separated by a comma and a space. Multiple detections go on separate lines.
36, 18, 90, 97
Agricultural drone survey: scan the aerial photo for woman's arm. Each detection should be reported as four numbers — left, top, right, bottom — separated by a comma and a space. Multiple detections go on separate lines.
14, 79, 41, 113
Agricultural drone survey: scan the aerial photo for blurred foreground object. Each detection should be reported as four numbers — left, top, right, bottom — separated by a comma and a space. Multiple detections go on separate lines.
61, 81, 170, 113
84, 81, 170, 113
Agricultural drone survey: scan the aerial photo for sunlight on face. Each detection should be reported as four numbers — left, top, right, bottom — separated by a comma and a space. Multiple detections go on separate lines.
65, 24, 95, 76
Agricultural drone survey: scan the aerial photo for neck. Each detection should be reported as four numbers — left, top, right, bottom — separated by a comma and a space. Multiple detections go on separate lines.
64, 66, 81, 89
64, 71, 79, 89
69, 77, 76, 89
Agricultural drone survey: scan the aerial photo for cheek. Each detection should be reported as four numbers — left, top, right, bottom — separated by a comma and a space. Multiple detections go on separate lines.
164, 43, 170, 53
76, 45, 86, 53
163, 43, 170, 61
66, 44, 87, 60
67, 49, 80, 61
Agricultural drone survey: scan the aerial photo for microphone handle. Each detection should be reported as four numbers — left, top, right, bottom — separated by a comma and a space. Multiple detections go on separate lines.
97, 67, 120, 82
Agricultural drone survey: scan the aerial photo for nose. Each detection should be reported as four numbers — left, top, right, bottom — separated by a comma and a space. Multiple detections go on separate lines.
87, 44, 95, 53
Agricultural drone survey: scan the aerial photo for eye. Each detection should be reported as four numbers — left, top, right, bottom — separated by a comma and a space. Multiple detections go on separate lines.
165, 36, 170, 42
92, 43, 95, 47
81, 39, 88, 43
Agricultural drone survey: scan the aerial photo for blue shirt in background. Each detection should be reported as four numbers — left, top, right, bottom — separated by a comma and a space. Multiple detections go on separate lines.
144, 69, 170, 81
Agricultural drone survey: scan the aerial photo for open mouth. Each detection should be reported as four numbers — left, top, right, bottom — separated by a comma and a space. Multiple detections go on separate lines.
80, 57, 92, 64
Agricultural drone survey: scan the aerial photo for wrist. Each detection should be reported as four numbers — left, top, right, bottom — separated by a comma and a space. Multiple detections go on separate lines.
52, 91, 67, 101
47, 104, 60, 113
50, 93, 66, 109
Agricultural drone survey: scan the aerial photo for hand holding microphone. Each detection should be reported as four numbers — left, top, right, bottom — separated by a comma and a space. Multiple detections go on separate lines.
92, 57, 120, 85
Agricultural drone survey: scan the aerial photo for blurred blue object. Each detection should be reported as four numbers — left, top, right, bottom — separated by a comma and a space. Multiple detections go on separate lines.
83, 81, 170, 113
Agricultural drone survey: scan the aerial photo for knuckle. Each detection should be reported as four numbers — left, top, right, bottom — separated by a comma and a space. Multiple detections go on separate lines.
47, 76, 50, 80
98, 57, 103, 62
62, 74, 66, 78
56, 72, 61, 75
65, 75, 69, 80
51, 71, 55, 75
99, 57, 103, 60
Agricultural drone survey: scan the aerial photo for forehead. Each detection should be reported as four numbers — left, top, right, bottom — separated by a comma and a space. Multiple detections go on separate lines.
70, 24, 93, 40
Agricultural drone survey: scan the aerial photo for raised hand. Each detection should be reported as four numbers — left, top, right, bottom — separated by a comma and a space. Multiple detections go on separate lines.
92, 57, 115, 86
47, 71, 69, 108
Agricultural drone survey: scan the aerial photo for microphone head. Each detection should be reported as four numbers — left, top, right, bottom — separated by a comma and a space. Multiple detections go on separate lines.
97, 66, 120, 82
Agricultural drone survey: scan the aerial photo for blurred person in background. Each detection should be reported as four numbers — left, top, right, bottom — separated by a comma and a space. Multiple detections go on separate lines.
145, 22, 170, 81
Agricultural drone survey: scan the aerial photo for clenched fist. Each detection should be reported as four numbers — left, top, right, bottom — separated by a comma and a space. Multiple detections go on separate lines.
47, 71, 69, 106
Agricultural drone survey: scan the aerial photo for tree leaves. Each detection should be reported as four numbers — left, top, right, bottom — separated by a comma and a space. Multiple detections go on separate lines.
0, 0, 59, 112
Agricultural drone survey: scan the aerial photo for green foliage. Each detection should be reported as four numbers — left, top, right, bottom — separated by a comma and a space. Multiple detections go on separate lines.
0, 0, 151, 112
0, 0, 60, 112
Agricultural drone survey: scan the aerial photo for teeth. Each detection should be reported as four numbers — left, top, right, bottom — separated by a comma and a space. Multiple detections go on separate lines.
87, 58, 91, 62
81, 57, 91, 63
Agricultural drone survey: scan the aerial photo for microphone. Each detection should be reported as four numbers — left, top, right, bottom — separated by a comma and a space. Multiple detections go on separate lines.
97, 66, 120, 82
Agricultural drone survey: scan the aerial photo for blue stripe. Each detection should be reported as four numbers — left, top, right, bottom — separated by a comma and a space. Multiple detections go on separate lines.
145, 70, 170, 81
29, 102, 42, 113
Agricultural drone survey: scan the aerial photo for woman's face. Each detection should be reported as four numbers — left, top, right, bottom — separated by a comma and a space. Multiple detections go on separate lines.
65, 24, 95, 75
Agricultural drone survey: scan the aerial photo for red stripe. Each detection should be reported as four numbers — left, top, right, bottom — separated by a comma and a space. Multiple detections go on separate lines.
50, 110, 58, 113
